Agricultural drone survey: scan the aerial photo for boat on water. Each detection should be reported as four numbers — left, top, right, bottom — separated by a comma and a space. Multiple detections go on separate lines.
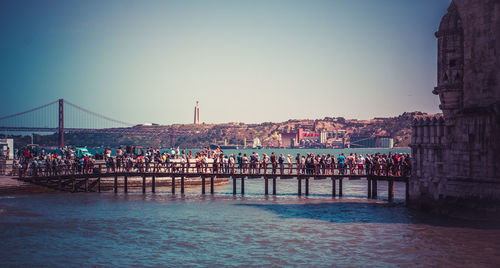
209, 144, 240, 150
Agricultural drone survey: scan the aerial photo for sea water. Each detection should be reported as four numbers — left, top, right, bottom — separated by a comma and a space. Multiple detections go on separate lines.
87, 147, 411, 157
1, 177, 499, 267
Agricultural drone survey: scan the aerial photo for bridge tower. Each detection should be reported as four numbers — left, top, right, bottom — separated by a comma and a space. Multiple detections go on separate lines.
58, 99, 64, 148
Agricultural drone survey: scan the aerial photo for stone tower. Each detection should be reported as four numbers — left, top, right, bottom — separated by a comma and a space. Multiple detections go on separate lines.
410, 0, 500, 211
433, 2, 464, 126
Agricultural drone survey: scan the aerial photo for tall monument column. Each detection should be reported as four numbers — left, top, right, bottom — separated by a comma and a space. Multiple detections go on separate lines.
194, 101, 200, 124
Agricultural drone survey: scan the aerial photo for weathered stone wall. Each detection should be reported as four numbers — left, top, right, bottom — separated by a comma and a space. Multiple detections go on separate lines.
455, 0, 500, 108
410, 116, 446, 201
410, 0, 500, 210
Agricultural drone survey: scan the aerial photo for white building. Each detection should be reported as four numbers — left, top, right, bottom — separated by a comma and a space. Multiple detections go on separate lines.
319, 131, 328, 144
378, 137, 394, 148
252, 137, 261, 148
0, 138, 13, 159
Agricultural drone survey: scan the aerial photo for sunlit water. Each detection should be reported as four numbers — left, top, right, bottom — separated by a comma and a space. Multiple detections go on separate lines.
1, 178, 499, 267
86, 147, 412, 158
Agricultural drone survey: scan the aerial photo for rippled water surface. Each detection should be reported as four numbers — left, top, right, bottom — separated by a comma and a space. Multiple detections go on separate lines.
1, 179, 499, 267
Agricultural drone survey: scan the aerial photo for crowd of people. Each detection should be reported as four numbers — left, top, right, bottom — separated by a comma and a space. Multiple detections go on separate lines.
14, 147, 96, 176
13, 146, 411, 177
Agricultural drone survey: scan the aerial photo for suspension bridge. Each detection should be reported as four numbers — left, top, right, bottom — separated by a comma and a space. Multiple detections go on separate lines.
0, 99, 190, 147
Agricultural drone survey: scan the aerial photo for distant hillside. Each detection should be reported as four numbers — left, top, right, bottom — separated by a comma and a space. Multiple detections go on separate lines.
9, 111, 437, 149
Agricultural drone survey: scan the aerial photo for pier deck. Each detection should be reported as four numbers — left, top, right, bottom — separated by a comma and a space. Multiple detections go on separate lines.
15, 163, 409, 202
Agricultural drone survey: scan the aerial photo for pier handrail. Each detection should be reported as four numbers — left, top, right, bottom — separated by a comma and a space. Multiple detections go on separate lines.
16, 159, 411, 178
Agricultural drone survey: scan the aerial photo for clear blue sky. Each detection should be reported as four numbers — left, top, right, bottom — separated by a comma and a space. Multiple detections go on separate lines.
0, 0, 451, 125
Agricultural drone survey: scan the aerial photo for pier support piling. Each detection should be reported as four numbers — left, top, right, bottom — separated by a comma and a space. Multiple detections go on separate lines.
210, 177, 214, 194
367, 177, 372, 198
372, 179, 377, 198
233, 177, 237, 195
388, 180, 394, 202
298, 178, 302, 196
114, 176, 118, 193
272, 178, 276, 196
172, 176, 176, 194
124, 176, 128, 193
202, 177, 206, 194
241, 177, 245, 195
98, 177, 101, 193
339, 178, 343, 197
265, 177, 269, 195
405, 180, 410, 204
142, 175, 146, 193
305, 178, 309, 196
181, 176, 184, 194
332, 178, 336, 197
152, 176, 156, 193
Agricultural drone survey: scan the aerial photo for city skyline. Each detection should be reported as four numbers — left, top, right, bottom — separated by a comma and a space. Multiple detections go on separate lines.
1, 0, 451, 125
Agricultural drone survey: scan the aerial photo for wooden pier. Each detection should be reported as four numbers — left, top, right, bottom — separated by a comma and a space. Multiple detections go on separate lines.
15, 163, 409, 202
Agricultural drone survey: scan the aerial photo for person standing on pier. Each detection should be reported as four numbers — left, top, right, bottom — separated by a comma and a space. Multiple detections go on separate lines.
338, 153, 346, 175
357, 154, 365, 175
286, 154, 293, 174
325, 154, 332, 175
295, 153, 301, 174
300, 155, 306, 174
304, 153, 311, 174
393, 153, 401, 176
264, 153, 270, 173
237, 153, 242, 173
320, 154, 326, 174
249, 152, 255, 174
221, 155, 226, 173
271, 152, 277, 174
255, 153, 260, 174
330, 154, 336, 175
347, 154, 354, 175
229, 154, 235, 173
242, 153, 249, 173
278, 153, 285, 174
365, 154, 372, 175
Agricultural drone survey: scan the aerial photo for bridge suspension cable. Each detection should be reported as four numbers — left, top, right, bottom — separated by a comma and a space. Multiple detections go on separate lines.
0, 100, 58, 121
64, 100, 133, 127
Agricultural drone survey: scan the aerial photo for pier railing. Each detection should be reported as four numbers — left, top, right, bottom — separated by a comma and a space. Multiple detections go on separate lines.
15, 161, 410, 178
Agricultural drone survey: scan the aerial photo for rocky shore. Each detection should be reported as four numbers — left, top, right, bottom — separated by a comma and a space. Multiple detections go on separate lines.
0, 176, 58, 194
0, 175, 229, 194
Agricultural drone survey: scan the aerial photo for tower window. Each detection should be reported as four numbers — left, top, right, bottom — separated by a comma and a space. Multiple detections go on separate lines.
449, 59, 456, 67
